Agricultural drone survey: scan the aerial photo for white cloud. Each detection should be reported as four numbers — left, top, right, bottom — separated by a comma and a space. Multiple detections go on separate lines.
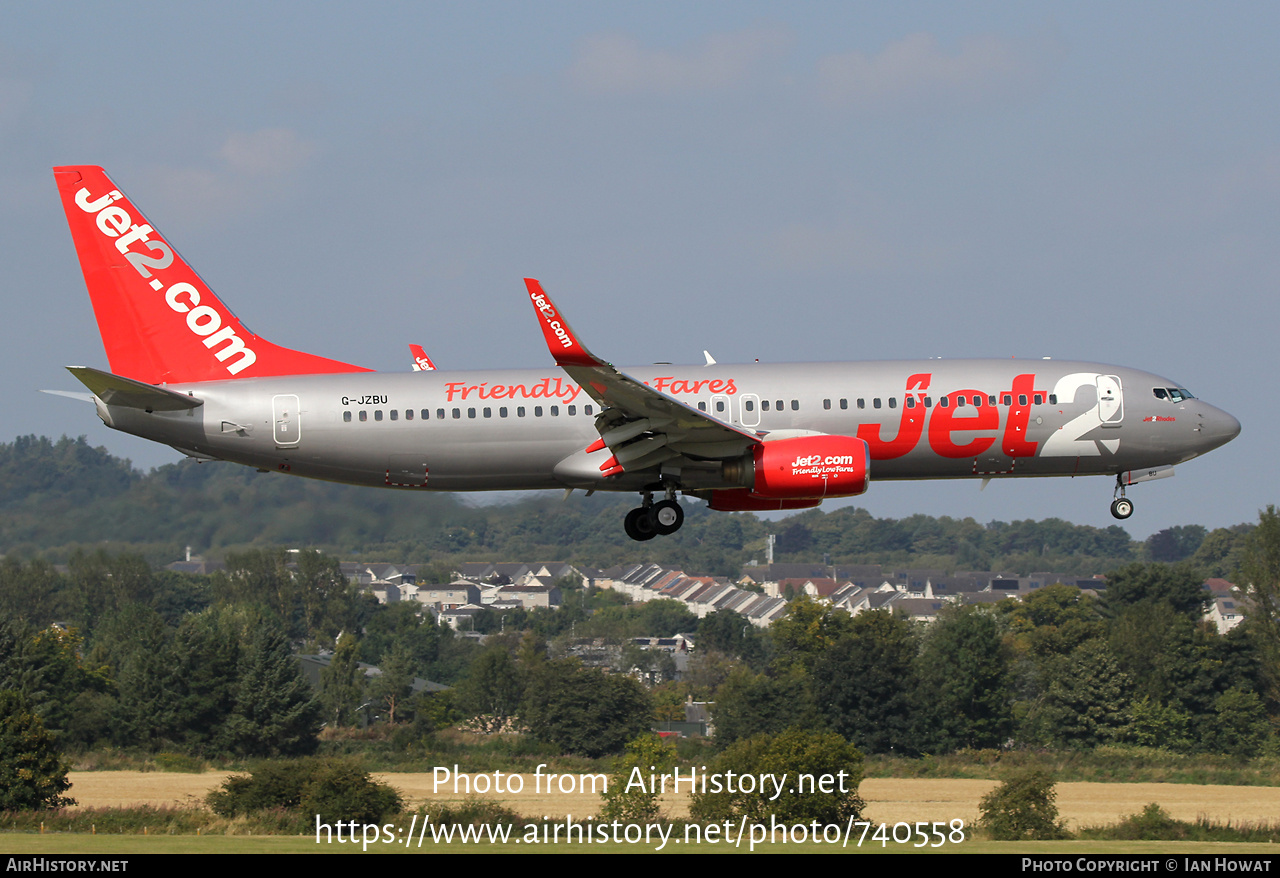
148, 128, 316, 223
816, 32, 1042, 110
568, 27, 790, 95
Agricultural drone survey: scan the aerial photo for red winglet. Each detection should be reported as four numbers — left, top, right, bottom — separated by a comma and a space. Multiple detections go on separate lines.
524, 278, 599, 368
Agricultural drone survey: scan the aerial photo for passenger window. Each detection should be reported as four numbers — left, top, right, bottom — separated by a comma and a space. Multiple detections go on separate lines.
777, 400, 784, 411
791, 400, 799, 411
715, 401, 725, 413
956, 397, 965, 408
857, 399, 865, 409
1002, 394, 1012, 405
761, 400, 770, 411
467, 408, 476, 419
888, 397, 897, 409
1018, 395, 1027, 406
343, 411, 352, 422
745, 400, 755, 412
973, 395, 982, 407
500, 407, 508, 417
698, 401, 707, 412
550, 406, 559, 416
823, 399, 831, 410
437, 408, 445, 420
940, 397, 950, 408
517, 407, 526, 417
924, 397, 932, 407
873, 398, 882, 409
359, 411, 367, 421
568, 405, 576, 416
988, 396, 997, 406
483, 407, 492, 418
374, 410, 383, 421
405, 410, 413, 421
1034, 394, 1043, 405
906, 397, 916, 409
585, 405, 593, 415
535, 406, 543, 417
390, 410, 398, 421
840, 398, 848, 410
452, 408, 460, 419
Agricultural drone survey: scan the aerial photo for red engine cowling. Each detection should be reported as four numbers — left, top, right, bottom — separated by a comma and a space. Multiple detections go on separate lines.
708, 435, 870, 511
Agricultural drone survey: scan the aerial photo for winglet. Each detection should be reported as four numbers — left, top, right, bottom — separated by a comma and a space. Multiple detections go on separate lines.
409, 344, 436, 371
524, 278, 601, 368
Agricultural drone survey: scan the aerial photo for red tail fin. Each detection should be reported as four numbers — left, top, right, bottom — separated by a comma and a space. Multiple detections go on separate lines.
54, 166, 372, 384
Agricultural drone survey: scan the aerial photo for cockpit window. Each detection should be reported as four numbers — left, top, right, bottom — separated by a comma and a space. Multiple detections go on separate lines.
1153, 387, 1195, 402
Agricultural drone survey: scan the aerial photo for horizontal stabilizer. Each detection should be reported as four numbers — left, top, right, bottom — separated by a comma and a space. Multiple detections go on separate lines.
40, 389, 95, 403
67, 366, 203, 412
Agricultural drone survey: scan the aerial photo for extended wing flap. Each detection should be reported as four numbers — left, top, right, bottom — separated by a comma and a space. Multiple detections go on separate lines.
67, 366, 203, 411
524, 279, 758, 466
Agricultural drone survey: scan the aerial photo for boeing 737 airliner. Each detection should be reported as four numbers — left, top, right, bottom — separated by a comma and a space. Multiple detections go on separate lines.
52, 166, 1240, 541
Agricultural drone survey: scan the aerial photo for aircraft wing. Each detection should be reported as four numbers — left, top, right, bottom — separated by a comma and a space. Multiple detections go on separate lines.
525, 279, 758, 475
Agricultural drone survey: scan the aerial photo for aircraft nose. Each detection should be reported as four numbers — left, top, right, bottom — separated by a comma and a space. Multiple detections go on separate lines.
1198, 404, 1241, 451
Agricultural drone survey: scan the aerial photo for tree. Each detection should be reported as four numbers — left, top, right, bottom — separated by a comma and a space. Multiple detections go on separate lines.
978, 768, 1070, 840
599, 734, 678, 823
1103, 562, 1209, 617
521, 658, 652, 757
454, 644, 523, 731
812, 610, 920, 754
0, 690, 76, 810
320, 633, 365, 728
222, 616, 320, 757
1019, 640, 1132, 749
690, 727, 865, 824
915, 605, 1014, 751
1239, 506, 1280, 702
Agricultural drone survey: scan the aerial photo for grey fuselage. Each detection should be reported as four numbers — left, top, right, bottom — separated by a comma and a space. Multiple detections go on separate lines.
92, 359, 1241, 496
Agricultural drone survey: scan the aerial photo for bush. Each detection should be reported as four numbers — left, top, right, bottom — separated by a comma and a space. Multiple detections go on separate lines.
600, 734, 678, 823
206, 757, 402, 823
978, 768, 1071, 840
690, 727, 865, 825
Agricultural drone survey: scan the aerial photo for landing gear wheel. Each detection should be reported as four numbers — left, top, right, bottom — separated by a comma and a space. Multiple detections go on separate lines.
624, 507, 657, 541
652, 499, 684, 535
1110, 498, 1134, 520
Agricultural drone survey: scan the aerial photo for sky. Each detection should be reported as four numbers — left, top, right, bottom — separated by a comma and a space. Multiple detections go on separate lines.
1, 2, 1276, 539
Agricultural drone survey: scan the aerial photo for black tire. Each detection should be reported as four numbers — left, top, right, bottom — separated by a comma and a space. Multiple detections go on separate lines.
1110, 498, 1134, 519
624, 506, 657, 541
652, 499, 684, 535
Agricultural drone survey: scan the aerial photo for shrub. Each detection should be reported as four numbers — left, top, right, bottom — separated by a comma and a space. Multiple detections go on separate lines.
690, 727, 865, 825
978, 768, 1071, 840
207, 757, 402, 823
599, 734, 678, 823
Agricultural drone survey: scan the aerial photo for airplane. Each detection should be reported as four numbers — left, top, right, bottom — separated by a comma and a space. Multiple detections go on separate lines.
51, 165, 1241, 541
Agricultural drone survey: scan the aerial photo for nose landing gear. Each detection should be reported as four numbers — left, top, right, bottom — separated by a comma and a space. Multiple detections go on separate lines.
623, 486, 685, 541
1110, 476, 1134, 520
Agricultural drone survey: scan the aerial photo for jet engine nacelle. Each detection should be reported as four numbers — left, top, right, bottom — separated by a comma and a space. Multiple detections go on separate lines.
707, 434, 870, 511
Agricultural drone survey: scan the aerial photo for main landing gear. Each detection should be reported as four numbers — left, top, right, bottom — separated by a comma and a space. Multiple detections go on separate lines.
623, 487, 685, 541
1110, 475, 1134, 520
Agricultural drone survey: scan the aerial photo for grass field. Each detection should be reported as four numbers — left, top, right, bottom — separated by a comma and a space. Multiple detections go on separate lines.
53, 770, 1280, 831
